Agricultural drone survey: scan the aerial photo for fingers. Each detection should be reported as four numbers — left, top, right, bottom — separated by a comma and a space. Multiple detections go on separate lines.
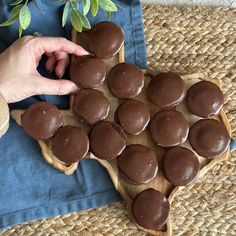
45, 51, 70, 78
32, 37, 89, 58
45, 55, 57, 73
34, 75, 79, 96
55, 57, 70, 78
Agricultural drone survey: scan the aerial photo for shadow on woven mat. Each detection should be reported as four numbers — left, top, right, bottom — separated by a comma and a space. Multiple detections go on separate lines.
1, 5, 236, 236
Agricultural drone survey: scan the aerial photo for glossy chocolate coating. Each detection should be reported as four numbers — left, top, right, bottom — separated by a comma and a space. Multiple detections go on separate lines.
186, 80, 224, 118
132, 188, 170, 230
90, 121, 126, 160
164, 147, 200, 186
87, 22, 124, 59
73, 89, 110, 125
189, 119, 230, 159
117, 100, 150, 135
108, 63, 144, 99
70, 56, 106, 88
150, 110, 189, 147
52, 126, 89, 164
118, 144, 158, 185
148, 72, 185, 108
21, 102, 63, 140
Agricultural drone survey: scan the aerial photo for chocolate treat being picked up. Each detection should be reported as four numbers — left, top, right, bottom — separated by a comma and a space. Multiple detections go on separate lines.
52, 126, 89, 165
73, 89, 110, 125
186, 80, 224, 118
90, 121, 126, 160
148, 72, 185, 108
70, 56, 106, 88
189, 119, 230, 159
21, 102, 63, 140
87, 22, 124, 59
118, 144, 158, 185
108, 63, 144, 99
132, 188, 170, 230
164, 147, 200, 186
150, 110, 189, 147
116, 100, 150, 135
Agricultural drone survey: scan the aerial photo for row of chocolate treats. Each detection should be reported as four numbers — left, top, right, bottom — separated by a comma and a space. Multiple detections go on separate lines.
20, 21, 126, 164
19, 21, 231, 232
69, 58, 230, 231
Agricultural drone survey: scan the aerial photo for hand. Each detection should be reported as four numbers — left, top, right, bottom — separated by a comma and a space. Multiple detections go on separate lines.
0, 36, 89, 103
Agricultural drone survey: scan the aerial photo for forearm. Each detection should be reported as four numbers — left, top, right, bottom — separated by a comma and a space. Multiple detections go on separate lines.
0, 92, 9, 137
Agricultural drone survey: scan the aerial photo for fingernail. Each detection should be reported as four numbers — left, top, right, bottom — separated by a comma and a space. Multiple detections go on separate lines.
59, 70, 65, 79
49, 69, 54, 74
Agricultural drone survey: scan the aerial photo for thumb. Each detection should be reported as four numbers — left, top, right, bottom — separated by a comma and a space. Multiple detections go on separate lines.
34, 76, 79, 96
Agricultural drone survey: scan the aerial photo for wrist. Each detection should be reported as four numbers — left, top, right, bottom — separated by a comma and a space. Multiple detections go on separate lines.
0, 90, 10, 137
0, 84, 8, 103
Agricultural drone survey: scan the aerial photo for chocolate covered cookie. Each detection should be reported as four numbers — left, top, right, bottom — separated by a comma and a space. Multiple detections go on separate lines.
186, 80, 224, 118
164, 147, 200, 186
21, 102, 63, 140
132, 188, 170, 230
87, 22, 124, 59
90, 121, 126, 160
73, 89, 110, 125
52, 126, 89, 164
118, 144, 158, 185
108, 63, 144, 99
71, 56, 106, 88
150, 110, 189, 147
148, 72, 185, 108
116, 100, 150, 135
189, 119, 230, 158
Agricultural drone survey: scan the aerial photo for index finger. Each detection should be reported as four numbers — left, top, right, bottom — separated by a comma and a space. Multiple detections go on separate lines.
32, 37, 89, 57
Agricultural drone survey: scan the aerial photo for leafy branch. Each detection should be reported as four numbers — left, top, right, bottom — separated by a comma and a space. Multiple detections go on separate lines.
0, 0, 118, 37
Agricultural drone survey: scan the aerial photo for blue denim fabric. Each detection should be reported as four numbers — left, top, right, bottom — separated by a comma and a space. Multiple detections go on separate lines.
0, 0, 147, 229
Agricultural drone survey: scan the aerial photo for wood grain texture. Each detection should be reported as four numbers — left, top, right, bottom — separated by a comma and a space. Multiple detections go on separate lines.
143, 0, 236, 8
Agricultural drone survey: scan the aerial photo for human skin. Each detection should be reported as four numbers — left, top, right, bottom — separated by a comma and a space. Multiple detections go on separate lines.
0, 36, 89, 103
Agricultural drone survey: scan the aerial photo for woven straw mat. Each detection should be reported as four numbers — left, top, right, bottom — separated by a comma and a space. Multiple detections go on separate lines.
1, 5, 236, 236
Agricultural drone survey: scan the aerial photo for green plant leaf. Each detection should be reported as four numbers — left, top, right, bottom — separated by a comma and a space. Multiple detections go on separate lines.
99, 0, 117, 12
11, 4, 24, 16
83, 0, 90, 15
91, 0, 98, 16
62, 1, 70, 27
19, 5, 31, 30
70, 9, 82, 32
105, 11, 111, 20
10, 0, 24, 6
33, 0, 45, 14
0, 15, 18, 27
71, 1, 78, 9
77, 10, 91, 29
18, 24, 23, 38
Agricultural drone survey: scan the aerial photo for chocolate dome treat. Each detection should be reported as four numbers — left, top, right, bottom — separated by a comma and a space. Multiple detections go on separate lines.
107, 63, 144, 99
186, 80, 224, 118
116, 100, 150, 135
189, 119, 230, 159
148, 72, 185, 108
87, 22, 124, 59
70, 56, 106, 88
21, 102, 63, 140
164, 147, 200, 186
132, 188, 170, 230
150, 110, 189, 147
73, 89, 110, 125
52, 126, 89, 165
118, 144, 158, 185
90, 121, 126, 160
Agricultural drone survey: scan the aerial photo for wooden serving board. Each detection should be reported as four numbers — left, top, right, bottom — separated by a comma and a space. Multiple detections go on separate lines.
11, 30, 232, 236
